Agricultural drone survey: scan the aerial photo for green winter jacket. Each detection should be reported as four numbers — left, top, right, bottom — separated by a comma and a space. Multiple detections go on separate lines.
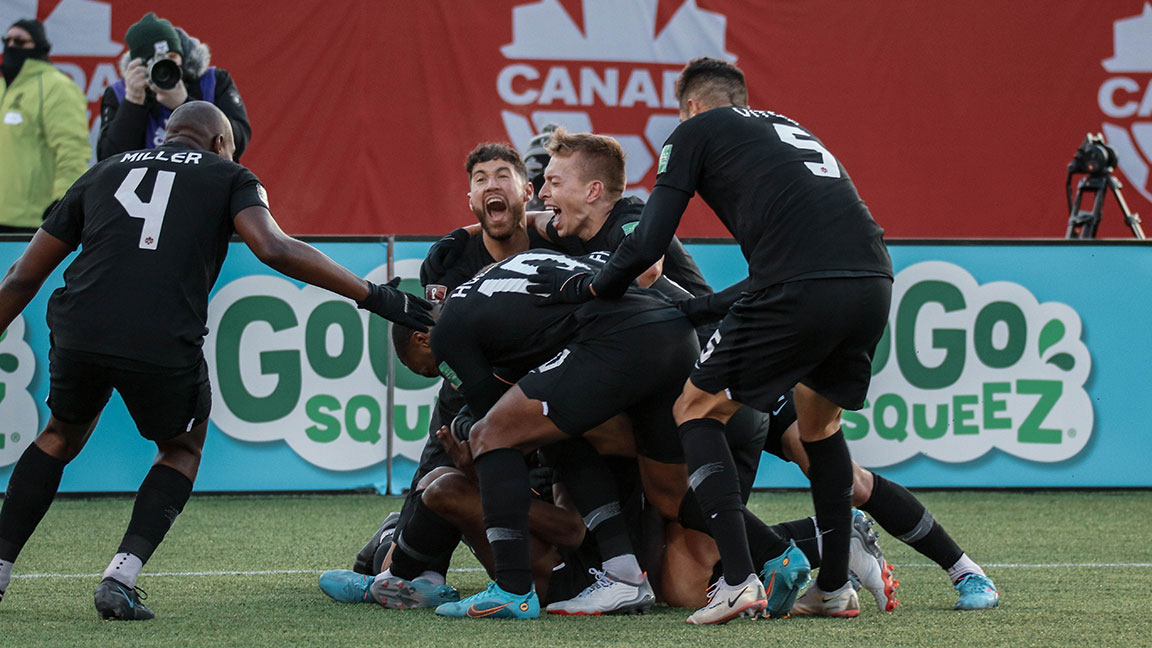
0, 58, 91, 229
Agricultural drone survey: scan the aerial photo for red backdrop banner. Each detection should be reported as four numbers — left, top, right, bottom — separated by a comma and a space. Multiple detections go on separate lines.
11, 0, 1152, 238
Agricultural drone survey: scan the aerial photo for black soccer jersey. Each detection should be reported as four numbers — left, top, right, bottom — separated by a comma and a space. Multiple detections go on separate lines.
42, 142, 266, 367
429, 249, 680, 417
598, 106, 892, 294
546, 196, 712, 297
430, 224, 555, 292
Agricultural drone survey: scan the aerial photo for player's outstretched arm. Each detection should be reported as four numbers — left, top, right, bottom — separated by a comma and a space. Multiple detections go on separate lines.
234, 206, 433, 331
0, 230, 74, 333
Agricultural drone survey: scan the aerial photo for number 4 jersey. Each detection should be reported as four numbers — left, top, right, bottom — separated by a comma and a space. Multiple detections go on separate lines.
42, 142, 267, 368
656, 106, 892, 290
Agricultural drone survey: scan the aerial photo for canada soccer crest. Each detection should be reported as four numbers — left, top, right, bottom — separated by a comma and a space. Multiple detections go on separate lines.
1098, 3, 1152, 204
496, 0, 735, 197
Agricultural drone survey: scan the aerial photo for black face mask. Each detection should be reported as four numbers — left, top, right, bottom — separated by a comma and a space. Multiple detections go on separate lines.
2, 44, 49, 85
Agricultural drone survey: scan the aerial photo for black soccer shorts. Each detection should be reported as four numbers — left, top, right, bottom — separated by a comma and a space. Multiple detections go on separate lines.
47, 347, 211, 442
691, 276, 892, 412
518, 314, 698, 463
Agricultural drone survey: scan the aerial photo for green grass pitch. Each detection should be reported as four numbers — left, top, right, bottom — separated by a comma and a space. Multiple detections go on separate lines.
2, 490, 1151, 647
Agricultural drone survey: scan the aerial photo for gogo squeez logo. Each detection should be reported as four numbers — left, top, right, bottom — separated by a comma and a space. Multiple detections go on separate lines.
844, 262, 1093, 468
497, 0, 734, 197
205, 260, 438, 471
0, 316, 40, 467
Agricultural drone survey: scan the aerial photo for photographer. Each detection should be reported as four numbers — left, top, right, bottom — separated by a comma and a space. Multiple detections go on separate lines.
97, 12, 250, 161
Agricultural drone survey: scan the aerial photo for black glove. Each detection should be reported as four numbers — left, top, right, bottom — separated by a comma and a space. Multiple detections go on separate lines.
450, 407, 477, 442
358, 277, 435, 332
526, 266, 595, 305
420, 227, 470, 285
675, 294, 724, 326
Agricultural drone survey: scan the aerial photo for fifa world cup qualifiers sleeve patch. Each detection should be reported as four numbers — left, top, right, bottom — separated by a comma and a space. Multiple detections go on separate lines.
438, 361, 462, 387
621, 221, 639, 236
657, 144, 672, 174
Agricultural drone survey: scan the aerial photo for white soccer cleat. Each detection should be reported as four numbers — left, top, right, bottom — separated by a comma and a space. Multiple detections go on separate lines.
545, 568, 655, 615
685, 574, 766, 625
848, 509, 899, 612
790, 581, 861, 618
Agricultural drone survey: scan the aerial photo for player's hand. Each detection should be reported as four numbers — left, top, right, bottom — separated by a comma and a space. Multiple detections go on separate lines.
123, 59, 149, 104
674, 294, 724, 326
437, 423, 474, 470
526, 266, 595, 305
420, 227, 470, 285
358, 277, 435, 331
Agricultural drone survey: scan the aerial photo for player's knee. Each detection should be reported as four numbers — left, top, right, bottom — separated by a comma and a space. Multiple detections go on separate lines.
415, 466, 459, 491
422, 470, 472, 514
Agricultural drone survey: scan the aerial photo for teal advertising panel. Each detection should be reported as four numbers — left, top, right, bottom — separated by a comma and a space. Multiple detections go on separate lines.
0, 239, 1148, 492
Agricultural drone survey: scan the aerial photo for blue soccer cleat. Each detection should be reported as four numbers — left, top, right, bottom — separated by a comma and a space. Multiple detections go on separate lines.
319, 569, 375, 603
954, 573, 999, 610
759, 543, 812, 618
370, 574, 460, 609
435, 581, 539, 619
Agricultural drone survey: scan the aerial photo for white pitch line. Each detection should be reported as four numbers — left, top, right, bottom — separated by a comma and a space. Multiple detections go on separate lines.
11, 563, 1152, 580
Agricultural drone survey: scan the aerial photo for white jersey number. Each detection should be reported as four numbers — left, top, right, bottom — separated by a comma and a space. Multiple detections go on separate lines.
114, 167, 176, 250
773, 124, 842, 179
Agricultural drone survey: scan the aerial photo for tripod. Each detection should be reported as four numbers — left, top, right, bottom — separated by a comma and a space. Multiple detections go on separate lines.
1066, 171, 1146, 239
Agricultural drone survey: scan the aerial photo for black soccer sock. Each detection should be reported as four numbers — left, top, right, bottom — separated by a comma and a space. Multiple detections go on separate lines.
679, 417, 754, 584
0, 443, 68, 562
803, 429, 853, 591
541, 438, 633, 561
768, 517, 821, 569
387, 487, 454, 577
862, 472, 963, 570
116, 464, 193, 563
678, 488, 791, 566
474, 448, 533, 595
389, 491, 462, 581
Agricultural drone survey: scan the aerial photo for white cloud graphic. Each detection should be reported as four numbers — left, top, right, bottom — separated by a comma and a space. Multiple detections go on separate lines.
848, 262, 1093, 468
205, 260, 437, 471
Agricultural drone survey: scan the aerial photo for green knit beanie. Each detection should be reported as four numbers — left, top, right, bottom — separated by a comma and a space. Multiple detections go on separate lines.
125, 12, 182, 62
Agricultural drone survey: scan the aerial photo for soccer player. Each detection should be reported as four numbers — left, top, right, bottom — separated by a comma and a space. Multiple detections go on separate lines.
0, 101, 433, 620
322, 143, 553, 600
528, 57, 894, 622
397, 248, 699, 620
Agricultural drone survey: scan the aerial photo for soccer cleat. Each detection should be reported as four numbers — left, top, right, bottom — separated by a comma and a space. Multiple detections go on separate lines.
371, 574, 460, 609
545, 568, 655, 615
849, 509, 900, 612
759, 543, 812, 618
93, 577, 154, 621
319, 569, 375, 603
790, 581, 861, 618
954, 573, 999, 610
353, 511, 400, 575
434, 581, 539, 619
685, 574, 766, 625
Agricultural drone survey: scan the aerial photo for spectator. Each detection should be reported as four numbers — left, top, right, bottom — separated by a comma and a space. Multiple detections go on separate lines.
0, 19, 90, 233
98, 12, 250, 161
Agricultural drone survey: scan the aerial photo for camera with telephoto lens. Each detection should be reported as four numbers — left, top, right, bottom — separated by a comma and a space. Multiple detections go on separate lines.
1069, 133, 1118, 177
147, 55, 181, 91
